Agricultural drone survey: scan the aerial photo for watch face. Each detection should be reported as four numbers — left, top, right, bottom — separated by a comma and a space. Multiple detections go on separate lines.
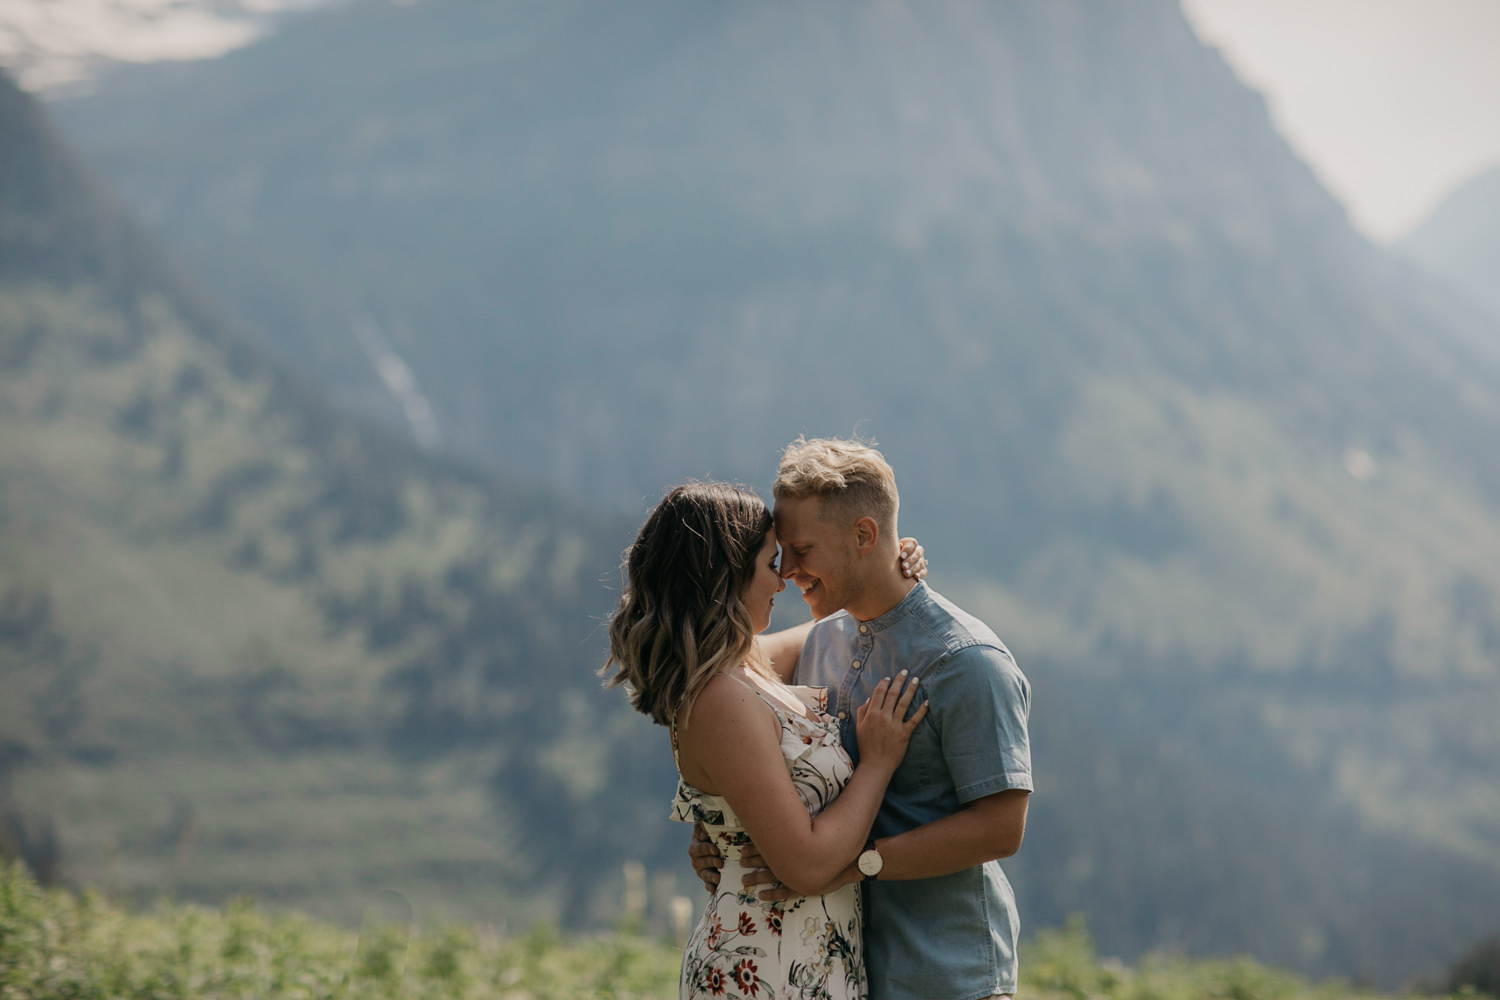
858, 850, 883, 877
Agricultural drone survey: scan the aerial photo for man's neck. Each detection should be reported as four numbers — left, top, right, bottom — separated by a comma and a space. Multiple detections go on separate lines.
845, 572, 919, 623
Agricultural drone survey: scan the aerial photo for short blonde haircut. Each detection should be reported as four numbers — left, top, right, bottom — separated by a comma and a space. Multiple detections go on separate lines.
773, 436, 899, 534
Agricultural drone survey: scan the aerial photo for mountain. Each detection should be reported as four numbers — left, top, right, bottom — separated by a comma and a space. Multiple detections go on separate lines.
50, 0, 1500, 880
1401, 165, 1500, 321
0, 64, 678, 928
6, 64, 1388, 971
14, 0, 1500, 982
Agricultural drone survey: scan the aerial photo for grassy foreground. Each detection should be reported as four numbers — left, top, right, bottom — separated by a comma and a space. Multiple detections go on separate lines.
0, 861, 1368, 1000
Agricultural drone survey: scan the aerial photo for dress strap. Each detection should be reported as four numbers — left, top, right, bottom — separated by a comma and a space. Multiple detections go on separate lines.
749, 687, 793, 720
670, 674, 810, 778
740, 676, 825, 723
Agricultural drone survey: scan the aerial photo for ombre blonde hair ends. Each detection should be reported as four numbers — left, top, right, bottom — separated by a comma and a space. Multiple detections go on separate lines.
602, 482, 774, 727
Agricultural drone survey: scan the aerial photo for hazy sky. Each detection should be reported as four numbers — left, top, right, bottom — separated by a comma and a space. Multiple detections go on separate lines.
1181, 0, 1500, 243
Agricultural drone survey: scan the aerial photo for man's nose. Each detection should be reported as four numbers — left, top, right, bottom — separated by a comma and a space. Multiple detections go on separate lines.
779, 552, 797, 578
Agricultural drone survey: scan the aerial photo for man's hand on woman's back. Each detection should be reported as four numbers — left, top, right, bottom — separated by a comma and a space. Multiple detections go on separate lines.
688, 823, 723, 891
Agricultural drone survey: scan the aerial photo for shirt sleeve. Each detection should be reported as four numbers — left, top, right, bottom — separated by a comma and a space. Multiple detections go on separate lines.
926, 644, 1033, 803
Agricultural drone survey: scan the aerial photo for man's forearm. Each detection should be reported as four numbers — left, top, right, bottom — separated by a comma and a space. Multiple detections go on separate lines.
872, 789, 1030, 881
754, 622, 815, 682
778, 789, 1030, 898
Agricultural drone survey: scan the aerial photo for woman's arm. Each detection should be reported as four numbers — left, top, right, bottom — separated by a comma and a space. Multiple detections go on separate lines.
677, 673, 925, 896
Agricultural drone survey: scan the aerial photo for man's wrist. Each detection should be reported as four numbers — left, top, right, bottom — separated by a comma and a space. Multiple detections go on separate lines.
856, 837, 884, 880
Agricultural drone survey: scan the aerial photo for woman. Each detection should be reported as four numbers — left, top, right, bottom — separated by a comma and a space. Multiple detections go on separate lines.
602, 482, 927, 1000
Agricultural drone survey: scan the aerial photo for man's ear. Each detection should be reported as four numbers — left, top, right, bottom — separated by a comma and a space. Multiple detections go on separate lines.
853, 515, 880, 555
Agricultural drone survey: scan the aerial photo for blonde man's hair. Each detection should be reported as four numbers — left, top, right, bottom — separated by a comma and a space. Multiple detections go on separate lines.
773, 436, 899, 534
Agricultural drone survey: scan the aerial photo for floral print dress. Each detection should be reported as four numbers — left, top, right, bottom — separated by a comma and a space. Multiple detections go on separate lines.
671, 684, 866, 1000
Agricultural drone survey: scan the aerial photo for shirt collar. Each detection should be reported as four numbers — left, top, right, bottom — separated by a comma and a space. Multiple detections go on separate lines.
859, 581, 927, 633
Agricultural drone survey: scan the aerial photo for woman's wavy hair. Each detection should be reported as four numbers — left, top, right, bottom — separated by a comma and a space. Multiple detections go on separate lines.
602, 481, 774, 728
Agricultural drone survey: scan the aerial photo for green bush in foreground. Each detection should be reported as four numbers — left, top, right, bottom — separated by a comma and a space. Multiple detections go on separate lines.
0, 862, 674, 999
1024, 916, 1355, 1000
0, 862, 1384, 1000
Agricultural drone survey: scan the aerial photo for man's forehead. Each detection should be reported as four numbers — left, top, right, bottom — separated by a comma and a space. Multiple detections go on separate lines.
773, 495, 830, 536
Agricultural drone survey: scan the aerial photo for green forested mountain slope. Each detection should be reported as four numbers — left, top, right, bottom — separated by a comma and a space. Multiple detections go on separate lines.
0, 67, 677, 927
47, 0, 1500, 923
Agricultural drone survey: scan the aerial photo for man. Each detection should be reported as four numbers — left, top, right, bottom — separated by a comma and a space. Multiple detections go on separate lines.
691, 436, 1032, 1000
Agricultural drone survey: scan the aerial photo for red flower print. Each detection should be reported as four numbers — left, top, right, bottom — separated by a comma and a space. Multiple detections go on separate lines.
705, 915, 724, 949
738, 912, 758, 935
764, 909, 783, 936
704, 965, 727, 996
733, 958, 760, 996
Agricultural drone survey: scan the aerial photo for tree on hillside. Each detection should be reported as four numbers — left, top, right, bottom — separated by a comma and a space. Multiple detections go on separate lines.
1448, 935, 1500, 999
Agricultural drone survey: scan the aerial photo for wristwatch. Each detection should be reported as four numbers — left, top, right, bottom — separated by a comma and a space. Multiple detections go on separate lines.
857, 838, 884, 880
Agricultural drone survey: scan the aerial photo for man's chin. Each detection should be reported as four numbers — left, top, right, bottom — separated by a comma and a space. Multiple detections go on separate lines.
801, 593, 832, 620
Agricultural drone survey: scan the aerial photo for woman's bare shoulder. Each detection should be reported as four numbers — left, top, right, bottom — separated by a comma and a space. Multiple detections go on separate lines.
675, 672, 782, 792
686, 671, 759, 719
679, 672, 776, 743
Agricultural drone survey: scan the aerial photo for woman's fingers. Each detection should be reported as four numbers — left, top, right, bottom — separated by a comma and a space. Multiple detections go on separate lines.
898, 538, 928, 580
890, 673, 923, 730
873, 671, 914, 715
894, 672, 920, 711
862, 672, 926, 726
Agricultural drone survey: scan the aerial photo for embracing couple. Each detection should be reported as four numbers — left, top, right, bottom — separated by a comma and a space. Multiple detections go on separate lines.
603, 437, 1032, 1000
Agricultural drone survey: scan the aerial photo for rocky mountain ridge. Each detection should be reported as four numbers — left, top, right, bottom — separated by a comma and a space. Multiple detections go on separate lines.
1401, 165, 1500, 322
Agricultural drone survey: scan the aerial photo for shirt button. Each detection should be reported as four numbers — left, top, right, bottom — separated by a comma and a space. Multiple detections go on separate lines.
837, 711, 847, 721
859, 625, 868, 634
852, 660, 862, 670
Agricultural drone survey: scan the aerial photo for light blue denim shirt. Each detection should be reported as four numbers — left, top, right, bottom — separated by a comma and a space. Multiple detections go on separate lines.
797, 582, 1033, 1000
